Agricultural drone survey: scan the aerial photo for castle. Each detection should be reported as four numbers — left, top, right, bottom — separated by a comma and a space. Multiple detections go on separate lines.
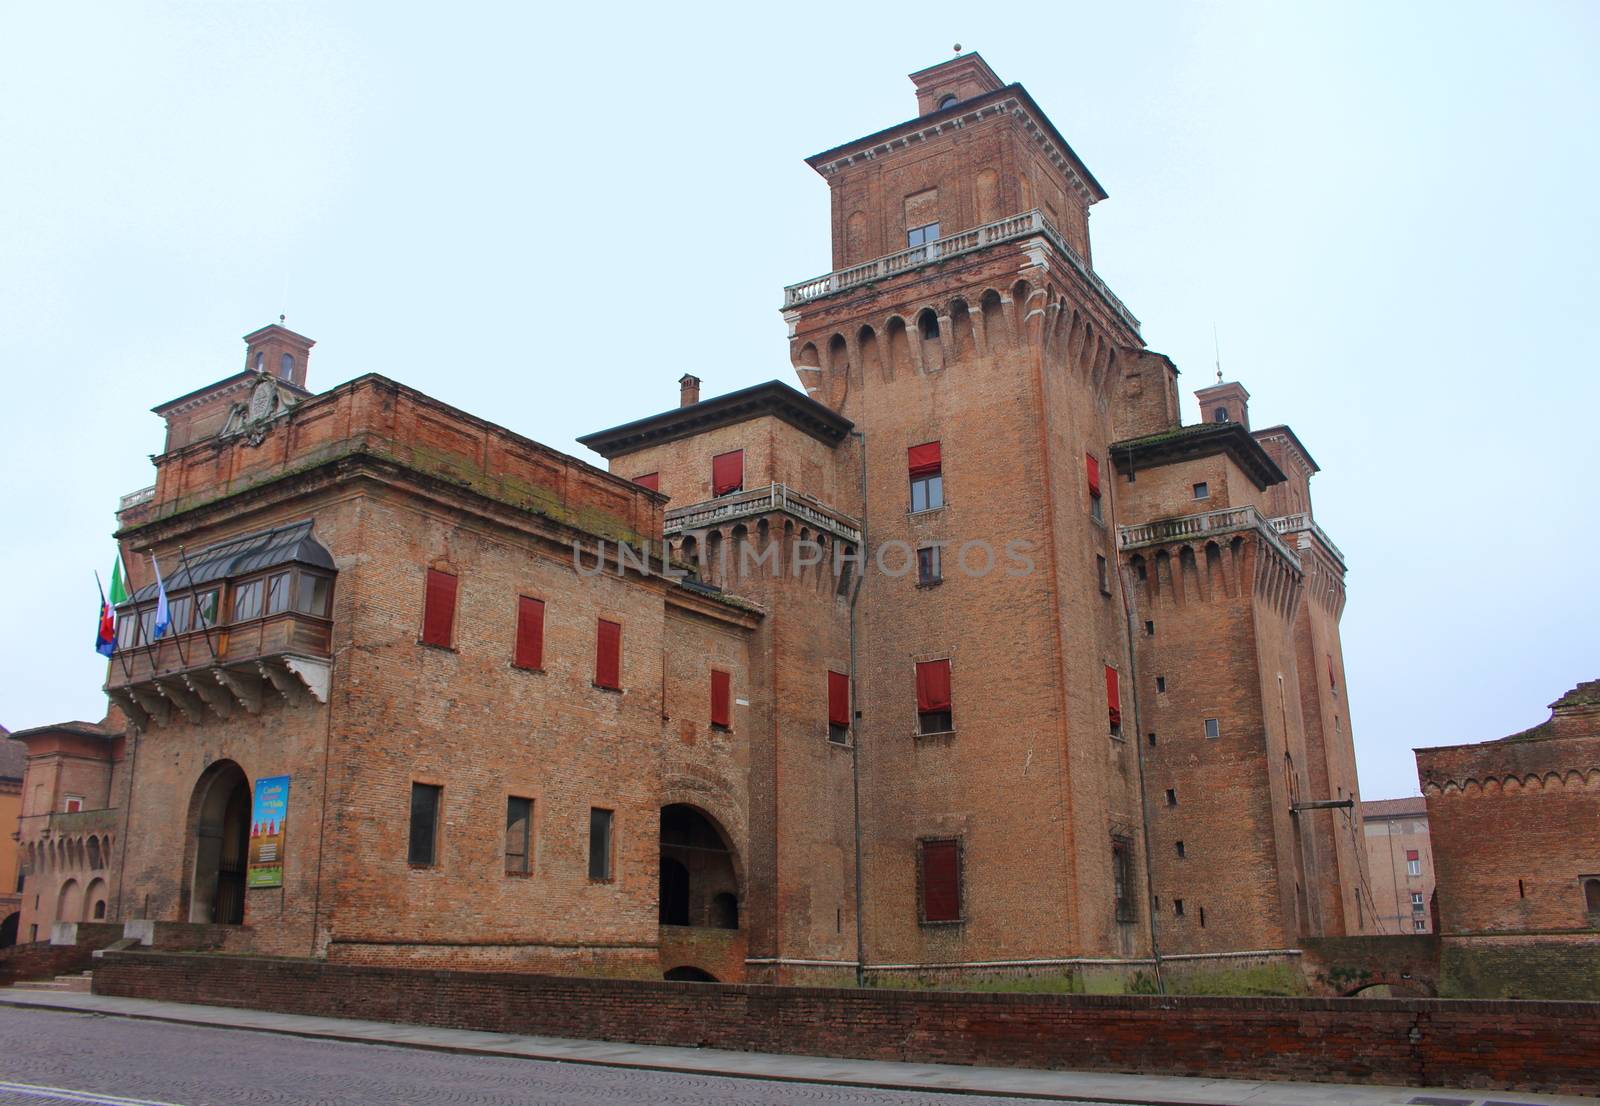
7, 55, 1374, 987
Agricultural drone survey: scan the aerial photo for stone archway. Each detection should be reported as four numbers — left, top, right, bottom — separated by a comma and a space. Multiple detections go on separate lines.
56, 879, 82, 926
659, 804, 740, 930
185, 760, 251, 924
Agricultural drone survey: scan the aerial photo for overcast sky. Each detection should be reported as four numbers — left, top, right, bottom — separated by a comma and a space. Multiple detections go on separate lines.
2, 2, 1595, 801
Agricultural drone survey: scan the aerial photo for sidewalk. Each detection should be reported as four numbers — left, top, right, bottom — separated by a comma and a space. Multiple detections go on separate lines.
0, 987, 1588, 1106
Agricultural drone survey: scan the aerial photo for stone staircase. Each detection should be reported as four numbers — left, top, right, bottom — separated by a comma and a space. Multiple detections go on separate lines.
8, 970, 93, 994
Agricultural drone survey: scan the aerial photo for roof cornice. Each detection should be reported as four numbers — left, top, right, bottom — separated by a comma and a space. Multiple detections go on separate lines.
1111, 423, 1286, 490
577, 381, 854, 459
804, 84, 1108, 206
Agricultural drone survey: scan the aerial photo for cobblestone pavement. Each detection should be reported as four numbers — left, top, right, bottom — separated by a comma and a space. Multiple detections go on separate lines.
0, 1007, 1073, 1106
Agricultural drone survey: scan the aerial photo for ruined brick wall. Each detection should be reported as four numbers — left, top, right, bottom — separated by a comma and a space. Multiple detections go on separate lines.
93, 950, 1600, 1094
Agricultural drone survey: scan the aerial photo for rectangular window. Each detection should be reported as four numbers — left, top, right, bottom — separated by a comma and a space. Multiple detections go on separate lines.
294, 574, 331, 617
265, 571, 291, 616
595, 619, 622, 689
917, 545, 942, 585
408, 783, 441, 867
588, 808, 614, 881
633, 472, 660, 492
710, 669, 732, 729
1192, 481, 1209, 500
711, 450, 744, 496
505, 796, 531, 875
828, 670, 850, 743
1204, 717, 1221, 739
421, 568, 457, 647
915, 658, 953, 735
1097, 555, 1110, 595
64, 796, 83, 813
1174, 898, 1186, 917
908, 442, 944, 512
1086, 452, 1103, 521
1406, 848, 1421, 877
1410, 892, 1424, 911
1144, 620, 1155, 636
1414, 919, 1427, 932
1156, 676, 1167, 693
195, 588, 219, 627
1105, 665, 1121, 736
167, 594, 193, 636
1175, 840, 1186, 859
1166, 788, 1177, 806
1112, 837, 1134, 922
231, 578, 262, 623
918, 838, 961, 922
514, 596, 545, 670
907, 221, 941, 248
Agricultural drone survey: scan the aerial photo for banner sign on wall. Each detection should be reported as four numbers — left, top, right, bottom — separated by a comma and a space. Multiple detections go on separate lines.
246, 775, 291, 889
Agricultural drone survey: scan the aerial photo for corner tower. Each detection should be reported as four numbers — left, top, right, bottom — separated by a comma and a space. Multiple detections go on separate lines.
783, 55, 1155, 976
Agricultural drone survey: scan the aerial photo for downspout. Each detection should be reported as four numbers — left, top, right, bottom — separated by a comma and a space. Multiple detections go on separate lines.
1109, 470, 1165, 993
849, 428, 868, 986
112, 728, 140, 922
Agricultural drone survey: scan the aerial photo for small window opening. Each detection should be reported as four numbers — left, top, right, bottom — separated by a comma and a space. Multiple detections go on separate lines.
1144, 620, 1155, 636
408, 783, 442, 867
1147, 732, 1157, 747
1198, 905, 1206, 927
918, 310, 940, 339
917, 545, 942, 586
1175, 840, 1186, 859
1165, 788, 1177, 806
1204, 717, 1221, 739
588, 808, 614, 881
907, 221, 941, 248
1156, 676, 1167, 693
1214, 406, 1229, 422
1174, 898, 1185, 917
1096, 555, 1110, 595
936, 92, 958, 109
1518, 879, 1526, 899
1583, 877, 1600, 913
1192, 482, 1209, 500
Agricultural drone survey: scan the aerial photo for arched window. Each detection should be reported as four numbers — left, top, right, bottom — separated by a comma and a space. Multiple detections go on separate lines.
87, 838, 101, 870
937, 93, 958, 110
1214, 406, 1229, 422
93, 900, 106, 920
1584, 877, 1600, 914
254, 352, 264, 372
279, 353, 294, 379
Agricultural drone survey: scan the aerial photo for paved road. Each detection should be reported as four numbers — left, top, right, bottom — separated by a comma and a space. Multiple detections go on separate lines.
0, 1006, 1065, 1106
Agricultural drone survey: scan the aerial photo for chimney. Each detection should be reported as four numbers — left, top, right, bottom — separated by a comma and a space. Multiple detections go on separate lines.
679, 374, 701, 408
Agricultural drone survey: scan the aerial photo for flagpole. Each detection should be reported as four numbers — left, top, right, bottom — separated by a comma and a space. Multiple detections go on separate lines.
150, 551, 189, 669
176, 544, 218, 662
96, 570, 135, 682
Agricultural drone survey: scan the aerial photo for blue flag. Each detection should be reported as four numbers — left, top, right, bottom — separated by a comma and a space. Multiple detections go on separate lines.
151, 554, 170, 640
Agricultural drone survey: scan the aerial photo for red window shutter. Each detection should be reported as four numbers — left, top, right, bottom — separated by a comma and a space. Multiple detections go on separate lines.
1406, 849, 1419, 862
422, 569, 457, 647
1086, 452, 1101, 498
712, 450, 744, 495
908, 441, 942, 478
515, 596, 545, 670
711, 670, 731, 727
921, 839, 961, 922
915, 659, 952, 713
634, 472, 660, 492
1105, 664, 1121, 728
828, 670, 850, 728
595, 619, 622, 688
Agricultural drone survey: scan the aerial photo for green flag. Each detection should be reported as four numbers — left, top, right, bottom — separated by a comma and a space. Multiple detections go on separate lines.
109, 554, 129, 606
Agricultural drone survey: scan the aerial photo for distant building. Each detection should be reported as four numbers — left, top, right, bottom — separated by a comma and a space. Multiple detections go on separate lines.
0, 726, 25, 945
1360, 797, 1434, 934
1416, 681, 1600, 998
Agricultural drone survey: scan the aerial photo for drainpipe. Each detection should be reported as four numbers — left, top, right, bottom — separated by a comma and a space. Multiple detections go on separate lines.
849, 428, 868, 986
1109, 469, 1165, 993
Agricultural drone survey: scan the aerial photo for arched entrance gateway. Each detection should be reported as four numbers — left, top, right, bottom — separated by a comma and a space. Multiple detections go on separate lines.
658, 805, 740, 930
186, 760, 251, 925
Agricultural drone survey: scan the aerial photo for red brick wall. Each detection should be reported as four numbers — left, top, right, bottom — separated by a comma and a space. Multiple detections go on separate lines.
92, 950, 1600, 1094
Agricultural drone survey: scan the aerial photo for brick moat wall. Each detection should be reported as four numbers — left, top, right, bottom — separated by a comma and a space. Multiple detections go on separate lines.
92, 950, 1600, 1094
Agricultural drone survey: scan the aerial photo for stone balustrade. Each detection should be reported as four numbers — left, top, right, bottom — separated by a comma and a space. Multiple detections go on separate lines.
665, 483, 862, 545
1118, 505, 1301, 569
782, 208, 1141, 335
